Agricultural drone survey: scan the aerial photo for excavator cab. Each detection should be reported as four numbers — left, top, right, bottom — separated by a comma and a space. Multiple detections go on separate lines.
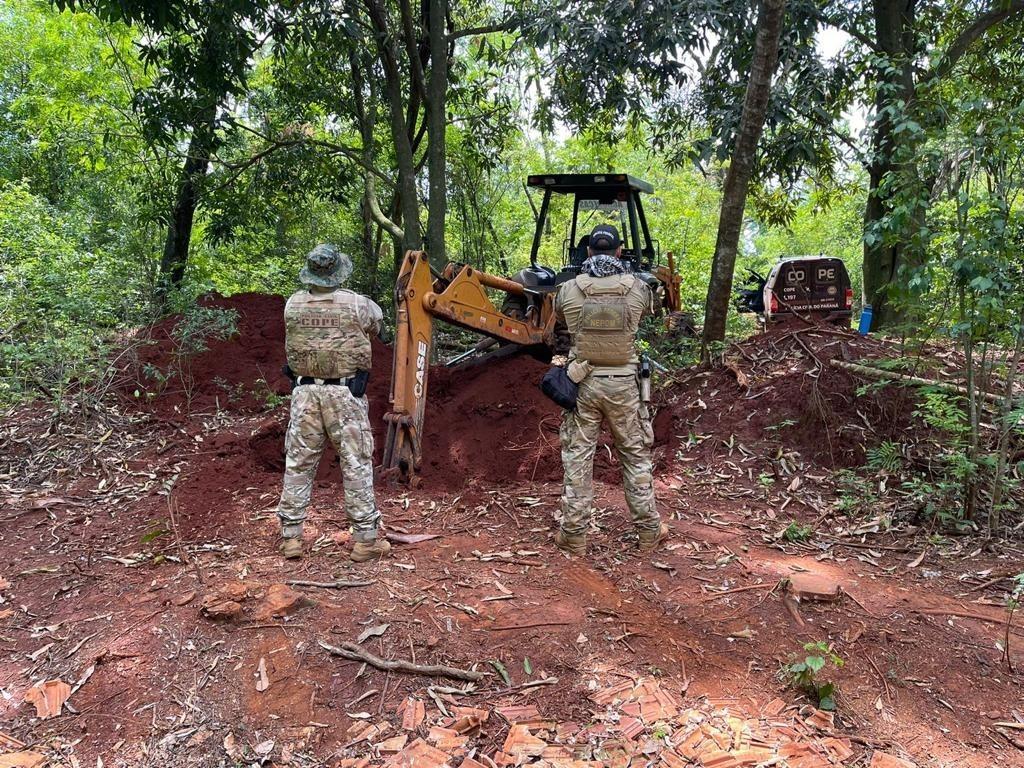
508, 173, 680, 314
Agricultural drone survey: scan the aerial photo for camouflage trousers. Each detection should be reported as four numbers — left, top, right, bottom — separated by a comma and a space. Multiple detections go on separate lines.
559, 374, 659, 537
277, 384, 380, 542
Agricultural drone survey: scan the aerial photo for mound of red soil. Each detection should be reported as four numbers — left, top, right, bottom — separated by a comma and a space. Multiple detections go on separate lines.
128, 293, 672, 490
124, 293, 292, 417
132, 295, 908, 490
653, 324, 914, 469
417, 355, 563, 486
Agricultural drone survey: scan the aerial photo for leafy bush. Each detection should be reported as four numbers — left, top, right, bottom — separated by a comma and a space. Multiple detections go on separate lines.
866, 441, 904, 472
166, 306, 239, 409
0, 181, 153, 406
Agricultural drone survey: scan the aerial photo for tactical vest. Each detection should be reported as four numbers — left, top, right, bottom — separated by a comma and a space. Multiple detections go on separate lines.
284, 289, 372, 378
571, 274, 640, 367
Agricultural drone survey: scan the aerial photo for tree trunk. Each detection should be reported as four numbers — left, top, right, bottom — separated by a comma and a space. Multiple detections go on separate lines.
425, 0, 448, 263
701, 0, 786, 346
861, 0, 917, 328
366, 0, 422, 254
159, 102, 216, 291
384, 76, 421, 255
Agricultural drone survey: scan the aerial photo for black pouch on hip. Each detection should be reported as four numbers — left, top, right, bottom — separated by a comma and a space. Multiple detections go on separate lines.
282, 364, 297, 392
348, 369, 370, 397
540, 365, 578, 410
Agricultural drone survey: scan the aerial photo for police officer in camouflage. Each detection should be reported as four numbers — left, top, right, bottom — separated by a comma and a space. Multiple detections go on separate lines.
277, 244, 391, 562
552, 224, 668, 556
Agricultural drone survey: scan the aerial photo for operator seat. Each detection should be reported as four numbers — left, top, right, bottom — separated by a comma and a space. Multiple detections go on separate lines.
570, 234, 590, 268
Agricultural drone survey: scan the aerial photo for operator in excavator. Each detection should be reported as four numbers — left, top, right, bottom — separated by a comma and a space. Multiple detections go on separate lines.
552, 224, 669, 556
276, 244, 391, 563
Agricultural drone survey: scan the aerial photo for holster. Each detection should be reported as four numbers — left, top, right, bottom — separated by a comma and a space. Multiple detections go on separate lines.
348, 369, 370, 397
639, 355, 652, 403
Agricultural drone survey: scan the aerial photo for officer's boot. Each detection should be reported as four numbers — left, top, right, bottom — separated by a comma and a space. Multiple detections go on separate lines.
554, 529, 587, 556
637, 523, 670, 551
279, 537, 303, 560
350, 539, 392, 562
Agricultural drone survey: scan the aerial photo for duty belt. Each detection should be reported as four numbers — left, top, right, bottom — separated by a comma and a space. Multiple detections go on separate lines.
296, 376, 353, 386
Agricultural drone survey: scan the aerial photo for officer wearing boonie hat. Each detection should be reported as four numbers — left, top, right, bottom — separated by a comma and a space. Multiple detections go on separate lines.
551, 224, 668, 556
276, 244, 391, 562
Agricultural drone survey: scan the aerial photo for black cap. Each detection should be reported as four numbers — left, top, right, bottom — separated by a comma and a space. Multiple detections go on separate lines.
589, 224, 621, 254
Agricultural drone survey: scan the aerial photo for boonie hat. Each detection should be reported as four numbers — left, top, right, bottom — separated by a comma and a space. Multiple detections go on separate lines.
299, 244, 352, 288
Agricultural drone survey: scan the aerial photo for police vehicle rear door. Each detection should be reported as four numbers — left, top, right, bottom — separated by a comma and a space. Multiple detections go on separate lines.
772, 258, 848, 314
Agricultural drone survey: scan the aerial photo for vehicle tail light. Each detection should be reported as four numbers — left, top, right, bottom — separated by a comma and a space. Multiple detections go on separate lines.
845, 288, 853, 308
769, 294, 778, 314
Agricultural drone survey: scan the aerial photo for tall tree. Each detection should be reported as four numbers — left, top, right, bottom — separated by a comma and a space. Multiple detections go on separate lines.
224, 0, 523, 276
425, 0, 449, 263
56, 0, 296, 291
868, 0, 1024, 324
702, 0, 787, 345
817, 0, 1024, 326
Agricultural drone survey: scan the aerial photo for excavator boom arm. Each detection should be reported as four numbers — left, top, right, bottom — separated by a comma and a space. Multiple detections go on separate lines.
382, 251, 555, 481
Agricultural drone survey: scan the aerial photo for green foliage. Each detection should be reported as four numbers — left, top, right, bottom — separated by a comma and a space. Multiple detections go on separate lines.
752, 173, 867, 306
913, 391, 966, 435
253, 378, 288, 411
781, 521, 813, 543
866, 441, 904, 472
1011, 574, 1024, 610
140, 521, 169, 544
782, 641, 844, 711
832, 470, 876, 517
170, 306, 238, 357
0, 180, 151, 405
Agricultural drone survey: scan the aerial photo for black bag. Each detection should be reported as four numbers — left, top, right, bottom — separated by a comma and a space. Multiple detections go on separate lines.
348, 369, 370, 397
540, 365, 578, 410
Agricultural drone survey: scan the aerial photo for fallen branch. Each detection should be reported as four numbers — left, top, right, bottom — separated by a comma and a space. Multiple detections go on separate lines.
842, 589, 882, 619
912, 608, 1024, 637
286, 579, 375, 589
830, 359, 1021, 406
487, 677, 560, 696
864, 652, 892, 703
318, 640, 484, 681
699, 582, 778, 602
483, 621, 573, 632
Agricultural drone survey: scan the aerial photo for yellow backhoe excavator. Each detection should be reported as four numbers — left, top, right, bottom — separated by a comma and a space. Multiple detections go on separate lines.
382, 173, 684, 482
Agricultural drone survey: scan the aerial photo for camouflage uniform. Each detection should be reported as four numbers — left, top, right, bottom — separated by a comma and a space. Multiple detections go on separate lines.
277, 247, 384, 544
554, 256, 661, 539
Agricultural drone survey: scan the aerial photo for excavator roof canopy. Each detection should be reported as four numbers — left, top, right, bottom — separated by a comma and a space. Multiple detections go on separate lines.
526, 173, 654, 195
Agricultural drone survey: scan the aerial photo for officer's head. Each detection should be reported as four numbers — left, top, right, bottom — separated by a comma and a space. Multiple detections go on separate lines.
299, 244, 352, 290
582, 225, 626, 277
587, 224, 622, 258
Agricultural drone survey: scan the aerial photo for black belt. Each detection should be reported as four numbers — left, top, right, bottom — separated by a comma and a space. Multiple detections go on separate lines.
592, 373, 637, 379
296, 376, 352, 386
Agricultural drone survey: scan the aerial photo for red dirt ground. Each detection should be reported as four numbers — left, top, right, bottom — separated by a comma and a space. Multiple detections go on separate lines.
2, 293, 1023, 768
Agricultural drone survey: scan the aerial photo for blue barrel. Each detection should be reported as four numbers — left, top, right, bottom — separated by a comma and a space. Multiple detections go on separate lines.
858, 305, 873, 335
